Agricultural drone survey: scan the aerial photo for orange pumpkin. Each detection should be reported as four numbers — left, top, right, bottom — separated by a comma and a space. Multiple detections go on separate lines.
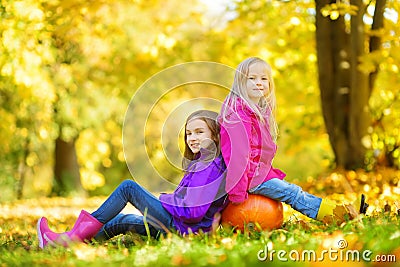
221, 194, 284, 231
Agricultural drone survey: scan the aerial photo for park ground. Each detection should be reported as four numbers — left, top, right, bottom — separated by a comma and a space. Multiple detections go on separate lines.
0, 169, 399, 267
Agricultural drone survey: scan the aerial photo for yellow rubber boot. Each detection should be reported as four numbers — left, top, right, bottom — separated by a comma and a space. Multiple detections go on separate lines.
316, 198, 337, 221
316, 195, 368, 225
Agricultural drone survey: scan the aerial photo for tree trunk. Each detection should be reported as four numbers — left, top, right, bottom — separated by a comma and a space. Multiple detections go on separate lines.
52, 137, 87, 197
369, 0, 386, 90
348, 0, 369, 169
16, 139, 29, 199
315, 0, 386, 170
315, 0, 352, 168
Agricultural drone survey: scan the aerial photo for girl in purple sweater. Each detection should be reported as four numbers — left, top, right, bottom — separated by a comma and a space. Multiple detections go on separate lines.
37, 110, 227, 248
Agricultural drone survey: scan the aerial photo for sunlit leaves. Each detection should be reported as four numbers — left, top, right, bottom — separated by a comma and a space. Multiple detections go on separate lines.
0, 194, 399, 266
1, 0, 400, 199
320, 3, 359, 20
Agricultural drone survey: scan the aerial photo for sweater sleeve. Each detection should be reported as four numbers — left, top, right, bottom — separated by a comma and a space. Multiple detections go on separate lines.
160, 159, 224, 223
220, 109, 253, 203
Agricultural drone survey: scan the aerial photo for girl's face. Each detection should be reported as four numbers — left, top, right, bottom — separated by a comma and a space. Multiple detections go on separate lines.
245, 62, 270, 104
185, 118, 213, 154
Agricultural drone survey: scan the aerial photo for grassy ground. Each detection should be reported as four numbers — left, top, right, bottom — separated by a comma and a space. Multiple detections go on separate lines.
0, 170, 399, 267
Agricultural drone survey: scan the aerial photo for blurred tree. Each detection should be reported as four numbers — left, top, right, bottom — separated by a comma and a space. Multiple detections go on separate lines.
222, 0, 332, 179
366, 1, 400, 170
0, 0, 229, 198
0, 0, 131, 197
315, 0, 394, 169
220, 0, 400, 174
0, 0, 57, 199
1, 0, 399, 199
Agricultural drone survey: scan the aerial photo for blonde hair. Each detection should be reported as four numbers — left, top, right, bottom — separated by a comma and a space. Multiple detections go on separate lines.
220, 57, 278, 141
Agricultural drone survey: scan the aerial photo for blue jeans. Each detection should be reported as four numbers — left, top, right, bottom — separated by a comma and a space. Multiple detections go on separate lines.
249, 178, 322, 219
91, 180, 174, 240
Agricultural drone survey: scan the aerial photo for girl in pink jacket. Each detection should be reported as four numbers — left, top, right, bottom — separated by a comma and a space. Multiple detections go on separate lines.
219, 57, 368, 222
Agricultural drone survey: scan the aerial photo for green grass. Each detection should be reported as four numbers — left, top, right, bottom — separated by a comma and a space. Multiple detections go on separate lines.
0, 197, 399, 267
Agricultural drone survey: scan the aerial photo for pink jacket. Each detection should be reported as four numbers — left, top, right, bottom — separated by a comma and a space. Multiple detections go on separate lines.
220, 99, 286, 203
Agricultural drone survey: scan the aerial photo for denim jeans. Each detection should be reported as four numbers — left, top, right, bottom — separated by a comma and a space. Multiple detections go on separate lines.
91, 180, 174, 240
248, 178, 322, 219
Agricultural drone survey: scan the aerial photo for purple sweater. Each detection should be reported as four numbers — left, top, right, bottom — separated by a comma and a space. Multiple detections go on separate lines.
159, 152, 227, 234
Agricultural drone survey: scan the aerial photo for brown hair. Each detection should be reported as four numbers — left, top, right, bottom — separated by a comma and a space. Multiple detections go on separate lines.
182, 110, 221, 168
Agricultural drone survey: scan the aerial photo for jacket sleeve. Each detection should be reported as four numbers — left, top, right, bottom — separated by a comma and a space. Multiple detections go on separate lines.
159, 161, 224, 223
220, 110, 252, 203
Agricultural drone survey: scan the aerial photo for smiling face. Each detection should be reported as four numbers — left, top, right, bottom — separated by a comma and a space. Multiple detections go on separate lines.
245, 62, 270, 104
185, 118, 213, 154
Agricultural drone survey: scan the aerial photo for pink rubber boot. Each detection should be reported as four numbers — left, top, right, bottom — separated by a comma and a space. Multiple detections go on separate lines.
37, 210, 104, 249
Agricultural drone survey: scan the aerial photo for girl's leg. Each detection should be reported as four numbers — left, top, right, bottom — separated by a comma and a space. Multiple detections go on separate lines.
94, 213, 162, 241
37, 179, 172, 248
91, 179, 174, 232
249, 178, 322, 219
